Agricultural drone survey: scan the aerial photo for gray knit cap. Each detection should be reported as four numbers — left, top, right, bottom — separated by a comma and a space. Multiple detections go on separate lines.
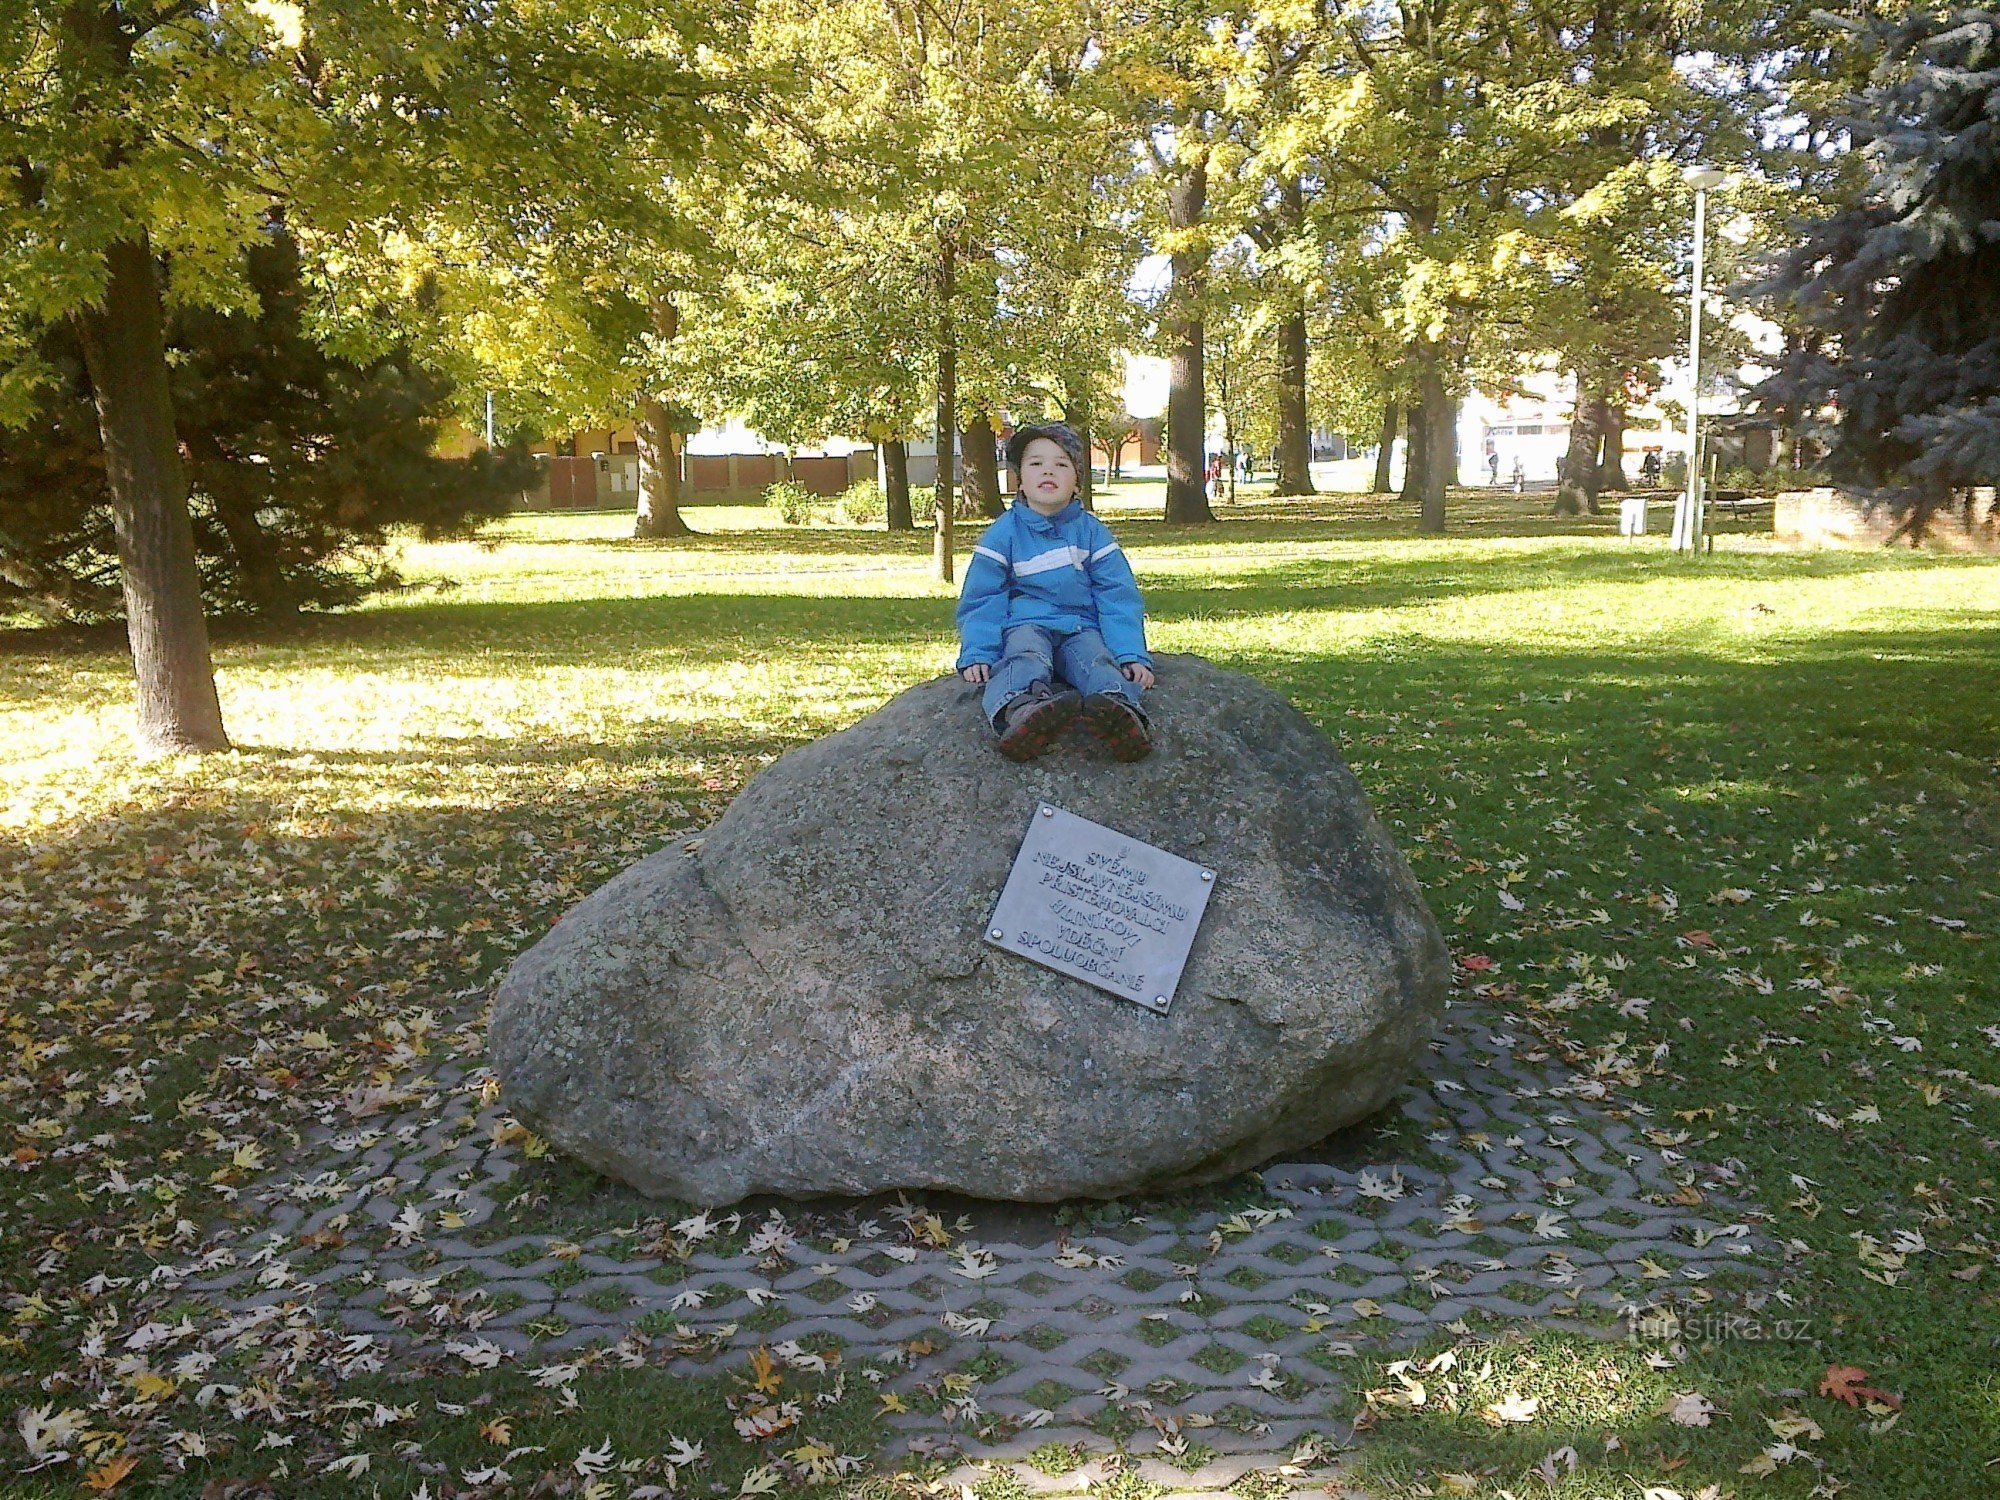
1006, 421, 1086, 474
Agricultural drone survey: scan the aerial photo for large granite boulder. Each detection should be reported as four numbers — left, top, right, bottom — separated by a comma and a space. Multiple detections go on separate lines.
491, 655, 1449, 1204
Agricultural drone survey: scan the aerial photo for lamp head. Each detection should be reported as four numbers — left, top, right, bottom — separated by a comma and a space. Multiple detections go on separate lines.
1683, 165, 1727, 192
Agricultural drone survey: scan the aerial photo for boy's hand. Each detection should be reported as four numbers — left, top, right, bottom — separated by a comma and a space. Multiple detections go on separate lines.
1122, 662, 1155, 689
961, 664, 991, 684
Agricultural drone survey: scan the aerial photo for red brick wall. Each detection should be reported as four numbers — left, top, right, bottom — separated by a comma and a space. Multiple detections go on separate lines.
793, 456, 848, 496
687, 456, 732, 492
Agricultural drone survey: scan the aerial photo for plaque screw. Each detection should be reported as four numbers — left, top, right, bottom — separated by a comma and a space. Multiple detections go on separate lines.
1200, 870, 1213, 882
1153, 996, 1167, 1008
1041, 806, 1054, 818
989, 927, 1004, 940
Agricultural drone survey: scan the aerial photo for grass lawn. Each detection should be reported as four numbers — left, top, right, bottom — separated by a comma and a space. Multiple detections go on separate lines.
2, 485, 1996, 1497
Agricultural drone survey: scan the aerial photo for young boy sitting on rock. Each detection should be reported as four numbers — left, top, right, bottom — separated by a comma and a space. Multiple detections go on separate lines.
955, 422, 1155, 762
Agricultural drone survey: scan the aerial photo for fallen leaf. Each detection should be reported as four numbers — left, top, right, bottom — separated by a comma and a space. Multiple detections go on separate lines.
1663, 1391, 1715, 1427
1820, 1363, 1902, 1410
1481, 1392, 1540, 1425
83, 1454, 140, 1493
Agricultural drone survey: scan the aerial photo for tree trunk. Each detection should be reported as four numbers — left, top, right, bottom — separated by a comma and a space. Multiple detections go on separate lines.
1412, 343, 1451, 533
1773, 330, 1802, 474
1163, 157, 1213, 524
210, 490, 295, 617
1555, 383, 1606, 516
1076, 419, 1093, 509
634, 397, 690, 537
933, 237, 957, 583
1213, 335, 1231, 503
1597, 400, 1628, 490
1062, 392, 1095, 510
1223, 407, 1237, 503
1273, 308, 1315, 496
1771, 423, 1796, 475
962, 414, 1003, 518
1373, 401, 1398, 492
884, 437, 913, 531
72, 233, 230, 755
186, 426, 293, 617
635, 296, 692, 538
1399, 397, 1429, 511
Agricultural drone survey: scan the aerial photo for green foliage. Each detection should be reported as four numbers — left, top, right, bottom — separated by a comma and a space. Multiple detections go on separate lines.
700, 0, 1134, 463
1, 0, 760, 750
0, 1, 746, 404
0, 235, 528, 622
837, 479, 886, 526
765, 478, 822, 525
1755, 6, 2000, 529
904, 483, 983, 527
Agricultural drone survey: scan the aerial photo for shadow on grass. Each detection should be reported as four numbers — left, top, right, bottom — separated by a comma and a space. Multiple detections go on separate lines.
12, 577, 1998, 855
468, 497, 1723, 560
10, 494, 1956, 658
217, 730, 809, 771
10, 539, 1982, 678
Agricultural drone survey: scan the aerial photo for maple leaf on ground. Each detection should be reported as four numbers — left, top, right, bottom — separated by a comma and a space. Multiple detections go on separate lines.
1767, 1410, 1823, 1442
16, 1405, 87, 1463
1533, 1445, 1579, 1483
1662, 1391, 1716, 1426
573, 1438, 615, 1477
1819, 1363, 1902, 1409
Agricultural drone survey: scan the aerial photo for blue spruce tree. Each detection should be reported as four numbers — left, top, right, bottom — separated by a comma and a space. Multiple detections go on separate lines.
1759, 8, 2000, 538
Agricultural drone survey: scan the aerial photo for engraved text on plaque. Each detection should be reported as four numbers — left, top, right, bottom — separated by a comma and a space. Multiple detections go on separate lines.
984, 803, 1217, 1014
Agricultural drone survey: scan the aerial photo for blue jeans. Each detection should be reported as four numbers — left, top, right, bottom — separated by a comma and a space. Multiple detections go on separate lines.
982, 623, 1145, 730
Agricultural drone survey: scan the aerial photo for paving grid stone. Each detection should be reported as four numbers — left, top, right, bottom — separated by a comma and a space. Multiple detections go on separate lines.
180, 993, 1769, 1488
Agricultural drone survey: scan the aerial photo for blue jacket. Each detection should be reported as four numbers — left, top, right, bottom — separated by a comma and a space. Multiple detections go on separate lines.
955, 497, 1152, 669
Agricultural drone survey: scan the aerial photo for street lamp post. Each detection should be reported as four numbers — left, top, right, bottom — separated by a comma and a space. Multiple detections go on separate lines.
1672, 166, 1726, 553
1672, 167, 1720, 552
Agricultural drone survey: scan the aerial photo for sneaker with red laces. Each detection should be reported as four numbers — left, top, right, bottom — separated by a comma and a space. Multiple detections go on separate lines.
1081, 693, 1152, 761
996, 687, 1082, 761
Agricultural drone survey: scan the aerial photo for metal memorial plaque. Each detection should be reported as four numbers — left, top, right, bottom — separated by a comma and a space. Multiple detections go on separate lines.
984, 803, 1217, 1014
